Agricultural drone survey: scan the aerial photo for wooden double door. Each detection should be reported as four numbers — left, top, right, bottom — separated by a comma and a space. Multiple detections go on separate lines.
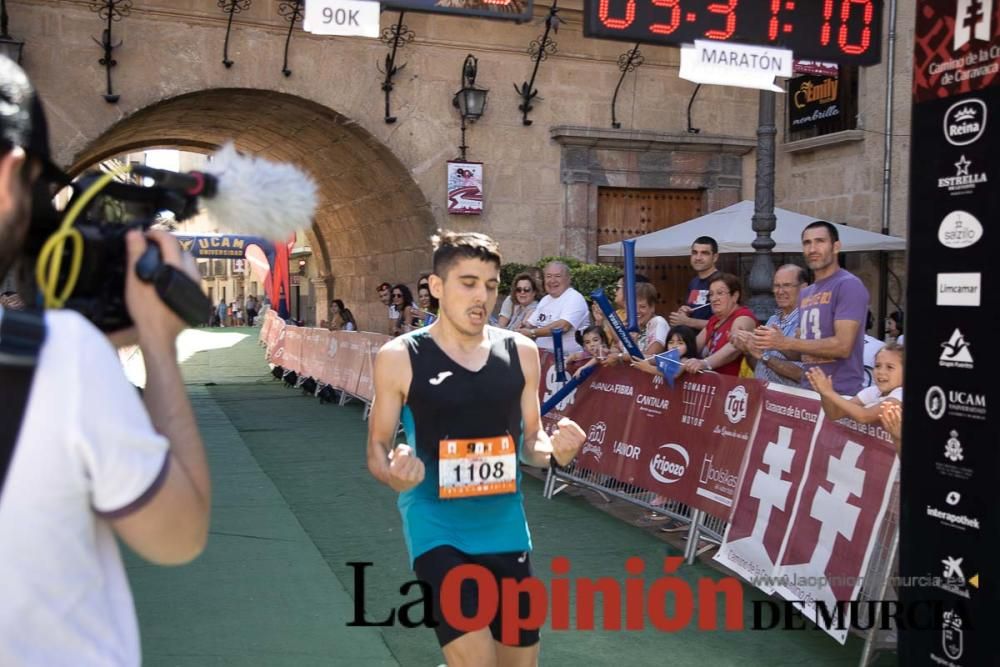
597, 188, 717, 314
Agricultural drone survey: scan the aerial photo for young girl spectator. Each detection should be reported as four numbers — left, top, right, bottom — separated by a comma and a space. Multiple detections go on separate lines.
566, 325, 611, 378
807, 343, 904, 427
631, 326, 697, 380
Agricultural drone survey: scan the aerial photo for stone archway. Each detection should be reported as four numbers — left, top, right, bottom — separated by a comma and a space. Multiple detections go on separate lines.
70, 88, 435, 331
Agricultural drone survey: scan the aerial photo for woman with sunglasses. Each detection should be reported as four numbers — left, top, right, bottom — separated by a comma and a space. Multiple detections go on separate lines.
392, 284, 420, 335
498, 273, 540, 330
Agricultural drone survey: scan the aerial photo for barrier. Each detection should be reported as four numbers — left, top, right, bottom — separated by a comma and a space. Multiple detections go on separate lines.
538, 353, 899, 663
260, 311, 389, 408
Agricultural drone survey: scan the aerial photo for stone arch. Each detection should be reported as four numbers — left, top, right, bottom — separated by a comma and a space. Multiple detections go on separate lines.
70, 88, 435, 331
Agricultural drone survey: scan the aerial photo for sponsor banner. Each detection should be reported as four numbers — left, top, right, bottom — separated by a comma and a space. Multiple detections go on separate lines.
301, 329, 328, 380
770, 416, 898, 644
716, 385, 821, 594
538, 354, 759, 520
788, 74, 841, 130
282, 327, 303, 374
913, 0, 1000, 102
908, 4, 998, 662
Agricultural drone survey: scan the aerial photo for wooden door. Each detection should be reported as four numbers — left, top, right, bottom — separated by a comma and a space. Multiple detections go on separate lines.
597, 188, 706, 313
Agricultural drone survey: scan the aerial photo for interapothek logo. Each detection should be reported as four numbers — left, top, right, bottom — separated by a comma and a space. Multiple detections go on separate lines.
943, 98, 987, 146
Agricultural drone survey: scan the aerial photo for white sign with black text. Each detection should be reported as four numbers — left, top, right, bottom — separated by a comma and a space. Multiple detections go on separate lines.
304, 0, 380, 38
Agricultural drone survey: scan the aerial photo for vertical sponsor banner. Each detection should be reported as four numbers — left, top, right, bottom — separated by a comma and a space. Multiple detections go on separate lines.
300, 329, 327, 380
319, 331, 344, 390
716, 385, 822, 594
770, 417, 898, 644
266, 319, 287, 365
259, 309, 273, 345
907, 2, 998, 664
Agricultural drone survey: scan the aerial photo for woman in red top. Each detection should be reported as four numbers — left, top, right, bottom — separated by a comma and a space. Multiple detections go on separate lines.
681, 273, 757, 376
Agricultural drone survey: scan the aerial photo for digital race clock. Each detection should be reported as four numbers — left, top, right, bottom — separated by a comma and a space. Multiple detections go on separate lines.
584, 0, 883, 65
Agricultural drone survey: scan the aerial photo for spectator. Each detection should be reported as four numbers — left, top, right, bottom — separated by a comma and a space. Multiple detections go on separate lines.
392, 284, 419, 335
0, 290, 25, 310
377, 282, 398, 334
886, 310, 904, 345
328, 299, 357, 331
588, 299, 605, 329
605, 281, 667, 366
631, 325, 697, 379
681, 273, 756, 376
232, 300, 242, 326
415, 285, 438, 327
879, 401, 903, 453
566, 325, 611, 378
861, 311, 886, 389
733, 264, 806, 386
216, 299, 227, 328
499, 272, 539, 330
245, 294, 258, 326
669, 236, 720, 331
517, 261, 590, 354
417, 273, 430, 293
808, 343, 903, 432
754, 221, 869, 396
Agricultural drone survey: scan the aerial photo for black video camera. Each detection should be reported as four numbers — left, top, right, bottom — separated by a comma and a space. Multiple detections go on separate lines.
28, 167, 215, 332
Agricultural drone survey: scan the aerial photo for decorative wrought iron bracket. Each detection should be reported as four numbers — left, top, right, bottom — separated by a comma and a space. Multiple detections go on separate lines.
610, 43, 643, 129
278, 0, 303, 77
687, 84, 703, 134
514, 2, 560, 127
377, 12, 415, 124
219, 0, 252, 68
89, 0, 131, 103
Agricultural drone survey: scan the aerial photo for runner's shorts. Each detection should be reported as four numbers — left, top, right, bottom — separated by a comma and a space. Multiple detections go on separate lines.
413, 545, 539, 648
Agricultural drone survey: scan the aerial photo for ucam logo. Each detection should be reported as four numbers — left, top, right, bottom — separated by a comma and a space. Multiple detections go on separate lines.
724, 386, 749, 424
943, 98, 986, 146
649, 443, 689, 484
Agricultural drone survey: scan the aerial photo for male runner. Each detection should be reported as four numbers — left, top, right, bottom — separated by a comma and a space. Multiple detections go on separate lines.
367, 231, 586, 667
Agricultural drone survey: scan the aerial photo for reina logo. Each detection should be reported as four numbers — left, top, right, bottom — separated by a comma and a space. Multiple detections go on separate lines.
943, 99, 987, 146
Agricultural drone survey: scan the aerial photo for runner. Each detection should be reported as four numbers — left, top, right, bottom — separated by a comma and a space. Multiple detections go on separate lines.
367, 230, 586, 667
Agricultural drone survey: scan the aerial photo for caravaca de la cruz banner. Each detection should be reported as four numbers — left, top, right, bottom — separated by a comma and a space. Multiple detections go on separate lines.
538, 353, 898, 644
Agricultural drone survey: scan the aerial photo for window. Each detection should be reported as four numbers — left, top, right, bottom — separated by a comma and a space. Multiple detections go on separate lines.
786, 67, 859, 143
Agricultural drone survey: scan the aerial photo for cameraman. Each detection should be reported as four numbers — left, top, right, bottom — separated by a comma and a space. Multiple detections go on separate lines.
0, 58, 211, 664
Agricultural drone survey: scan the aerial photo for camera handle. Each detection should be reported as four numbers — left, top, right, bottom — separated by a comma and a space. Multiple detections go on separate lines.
135, 242, 213, 328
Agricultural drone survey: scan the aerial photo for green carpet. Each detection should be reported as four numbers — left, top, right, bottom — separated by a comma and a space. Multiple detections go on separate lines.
124, 327, 895, 666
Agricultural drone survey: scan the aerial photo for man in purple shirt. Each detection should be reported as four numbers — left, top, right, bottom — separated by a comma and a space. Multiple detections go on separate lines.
753, 221, 868, 395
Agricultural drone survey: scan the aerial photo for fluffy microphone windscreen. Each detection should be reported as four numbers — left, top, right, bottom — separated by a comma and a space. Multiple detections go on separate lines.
201, 143, 318, 240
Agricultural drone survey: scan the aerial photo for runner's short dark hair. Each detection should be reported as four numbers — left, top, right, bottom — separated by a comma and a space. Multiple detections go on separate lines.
692, 236, 718, 254
431, 230, 502, 278
803, 220, 840, 243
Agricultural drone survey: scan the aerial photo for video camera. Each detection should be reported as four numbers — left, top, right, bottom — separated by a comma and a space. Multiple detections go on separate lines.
26, 144, 317, 333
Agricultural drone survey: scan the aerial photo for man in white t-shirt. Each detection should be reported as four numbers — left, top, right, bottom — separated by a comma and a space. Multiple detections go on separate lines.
517, 261, 589, 354
0, 59, 211, 666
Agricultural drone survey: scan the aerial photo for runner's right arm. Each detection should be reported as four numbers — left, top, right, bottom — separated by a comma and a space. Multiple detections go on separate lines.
366, 341, 424, 492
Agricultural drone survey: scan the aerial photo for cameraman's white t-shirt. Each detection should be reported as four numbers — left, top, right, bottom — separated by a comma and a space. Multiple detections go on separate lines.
0, 309, 168, 666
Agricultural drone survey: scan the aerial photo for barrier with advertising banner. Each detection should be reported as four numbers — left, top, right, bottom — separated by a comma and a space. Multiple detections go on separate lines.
537, 354, 899, 649
260, 311, 389, 402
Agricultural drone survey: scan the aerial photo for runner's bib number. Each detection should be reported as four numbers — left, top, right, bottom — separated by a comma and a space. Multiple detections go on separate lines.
438, 435, 517, 499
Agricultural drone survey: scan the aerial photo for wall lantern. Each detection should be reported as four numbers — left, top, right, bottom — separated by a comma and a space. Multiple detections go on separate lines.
452, 54, 488, 161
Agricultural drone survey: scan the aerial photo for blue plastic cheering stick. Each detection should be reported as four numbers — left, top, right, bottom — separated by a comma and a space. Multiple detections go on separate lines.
541, 364, 597, 415
552, 328, 567, 382
590, 288, 643, 359
653, 348, 683, 388
623, 239, 639, 333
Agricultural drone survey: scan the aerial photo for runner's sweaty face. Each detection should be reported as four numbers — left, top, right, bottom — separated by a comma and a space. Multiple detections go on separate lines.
431, 257, 500, 336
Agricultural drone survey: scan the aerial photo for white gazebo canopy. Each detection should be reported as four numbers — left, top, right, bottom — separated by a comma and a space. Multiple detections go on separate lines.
597, 200, 906, 257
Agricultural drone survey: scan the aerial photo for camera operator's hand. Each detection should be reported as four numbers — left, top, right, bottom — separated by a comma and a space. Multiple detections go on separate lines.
124, 230, 199, 349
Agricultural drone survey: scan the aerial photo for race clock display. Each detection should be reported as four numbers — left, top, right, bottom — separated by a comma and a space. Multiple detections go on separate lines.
584, 0, 884, 65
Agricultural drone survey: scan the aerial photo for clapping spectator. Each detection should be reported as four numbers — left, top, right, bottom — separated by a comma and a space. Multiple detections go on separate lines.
681, 273, 756, 376
807, 343, 904, 428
